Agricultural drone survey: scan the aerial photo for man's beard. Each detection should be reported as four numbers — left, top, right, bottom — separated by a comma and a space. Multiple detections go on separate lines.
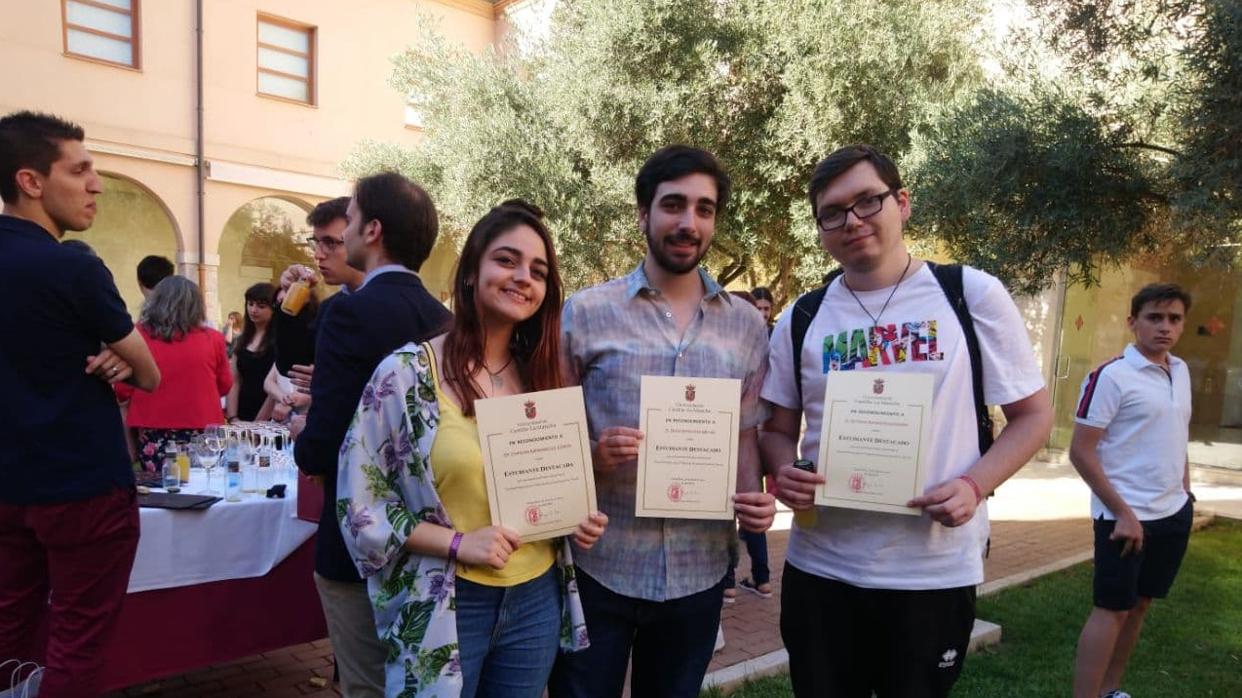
645, 222, 705, 275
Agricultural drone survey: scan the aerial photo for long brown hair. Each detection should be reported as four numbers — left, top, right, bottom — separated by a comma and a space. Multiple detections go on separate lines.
441, 199, 564, 416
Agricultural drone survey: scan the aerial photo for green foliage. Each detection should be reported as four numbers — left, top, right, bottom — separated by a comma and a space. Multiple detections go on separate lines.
911, 0, 1240, 292
239, 201, 315, 285
1170, 0, 1242, 251
341, 0, 1241, 298
344, 0, 987, 301
909, 87, 1165, 295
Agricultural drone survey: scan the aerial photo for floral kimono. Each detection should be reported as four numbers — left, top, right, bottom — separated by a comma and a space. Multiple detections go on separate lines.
336, 342, 590, 698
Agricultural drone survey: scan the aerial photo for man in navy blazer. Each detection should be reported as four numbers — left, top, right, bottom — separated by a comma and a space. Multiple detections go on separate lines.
293, 171, 451, 698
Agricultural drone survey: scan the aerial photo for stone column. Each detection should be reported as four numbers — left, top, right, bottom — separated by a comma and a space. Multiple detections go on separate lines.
178, 250, 221, 327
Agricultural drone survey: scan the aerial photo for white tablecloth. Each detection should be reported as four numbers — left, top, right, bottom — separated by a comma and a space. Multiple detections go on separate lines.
127, 475, 317, 593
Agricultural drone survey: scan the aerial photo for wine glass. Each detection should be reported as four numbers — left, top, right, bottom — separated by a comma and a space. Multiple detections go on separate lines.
202, 424, 225, 495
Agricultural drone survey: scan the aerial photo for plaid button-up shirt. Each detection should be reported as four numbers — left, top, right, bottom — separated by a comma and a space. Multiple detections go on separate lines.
561, 264, 769, 601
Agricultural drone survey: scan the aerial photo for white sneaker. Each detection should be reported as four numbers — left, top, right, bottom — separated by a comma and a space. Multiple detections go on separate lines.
1102, 691, 1132, 698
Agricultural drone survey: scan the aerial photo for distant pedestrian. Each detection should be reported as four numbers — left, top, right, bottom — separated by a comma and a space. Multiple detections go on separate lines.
751, 286, 775, 331
723, 289, 773, 602
136, 254, 174, 301
1071, 283, 1195, 698
225, 282, 276, 422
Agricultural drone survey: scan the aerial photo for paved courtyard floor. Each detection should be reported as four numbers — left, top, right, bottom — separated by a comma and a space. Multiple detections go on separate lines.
106, 461, 1242, 697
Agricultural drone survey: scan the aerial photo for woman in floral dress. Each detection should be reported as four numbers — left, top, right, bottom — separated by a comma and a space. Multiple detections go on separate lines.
337, 200, 608, 698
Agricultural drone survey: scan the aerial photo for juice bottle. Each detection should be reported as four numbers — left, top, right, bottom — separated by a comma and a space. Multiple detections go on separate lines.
175, 443, 191, 483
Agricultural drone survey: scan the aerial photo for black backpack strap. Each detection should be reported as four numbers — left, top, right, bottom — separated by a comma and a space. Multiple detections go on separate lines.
926, 261, 994, 455
791, 275, 836, 405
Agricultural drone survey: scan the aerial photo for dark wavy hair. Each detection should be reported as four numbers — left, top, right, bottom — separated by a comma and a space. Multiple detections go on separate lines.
353, 172, 438, 271
1130, 283, 1192, 318
807, 144, 903, 217
237, 282, 276, 353
0, 111, 84, 204
137, 255, 175, 291
307, 196, 349, 228
635, 145, 731, 214
441, 199, 563, 417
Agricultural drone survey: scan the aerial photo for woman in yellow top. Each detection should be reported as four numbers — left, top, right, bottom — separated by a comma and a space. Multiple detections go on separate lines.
338, 199, 608, 698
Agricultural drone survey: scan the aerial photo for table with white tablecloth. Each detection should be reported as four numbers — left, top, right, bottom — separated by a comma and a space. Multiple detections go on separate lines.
128, 476, 316, 592
93, 473, 330, 692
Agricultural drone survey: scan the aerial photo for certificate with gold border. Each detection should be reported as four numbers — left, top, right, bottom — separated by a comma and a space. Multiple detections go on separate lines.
635, 376, 740, 520
475, 387, 597, 541
814, 371, 932, 515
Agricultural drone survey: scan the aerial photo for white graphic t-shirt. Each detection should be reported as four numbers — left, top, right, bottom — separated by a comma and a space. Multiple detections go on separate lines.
761, 264, 1044, 590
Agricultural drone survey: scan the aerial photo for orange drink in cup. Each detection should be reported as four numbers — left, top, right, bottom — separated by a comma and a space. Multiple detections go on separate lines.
281, 278, 312, 315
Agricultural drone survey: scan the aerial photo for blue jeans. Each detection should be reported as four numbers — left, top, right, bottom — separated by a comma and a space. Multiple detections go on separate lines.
725, 528, 770, 587
455, 567, 562, 698
548, 569, 724, 698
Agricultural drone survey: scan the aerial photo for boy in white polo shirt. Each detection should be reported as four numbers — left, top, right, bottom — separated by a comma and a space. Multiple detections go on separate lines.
1071, 283, 1195, 698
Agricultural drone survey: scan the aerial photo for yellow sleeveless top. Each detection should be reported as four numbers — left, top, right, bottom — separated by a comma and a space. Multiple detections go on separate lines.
427, 345, 555, 586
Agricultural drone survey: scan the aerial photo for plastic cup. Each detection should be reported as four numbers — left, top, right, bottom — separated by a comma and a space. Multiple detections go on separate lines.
281, 279, 312, 316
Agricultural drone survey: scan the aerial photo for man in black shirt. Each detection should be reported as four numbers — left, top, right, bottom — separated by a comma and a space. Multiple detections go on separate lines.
0, 111, 160, 698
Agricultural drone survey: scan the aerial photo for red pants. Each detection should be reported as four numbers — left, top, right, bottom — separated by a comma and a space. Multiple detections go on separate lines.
0, 486, 139, 698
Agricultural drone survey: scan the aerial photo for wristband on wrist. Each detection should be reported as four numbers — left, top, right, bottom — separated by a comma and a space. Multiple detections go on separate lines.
448, 532, 464, 562
958, 475, 983, 504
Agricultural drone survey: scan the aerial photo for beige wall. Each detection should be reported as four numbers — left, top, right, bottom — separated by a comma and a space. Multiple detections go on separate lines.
0, 2, 198, 157
0, 0, 499, 166
202, 0, 497, 175
1, 0, 509, 320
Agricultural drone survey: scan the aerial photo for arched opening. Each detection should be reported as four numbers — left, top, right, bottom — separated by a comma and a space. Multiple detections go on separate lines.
63, 173, 180, 318
217, 196, 316, 323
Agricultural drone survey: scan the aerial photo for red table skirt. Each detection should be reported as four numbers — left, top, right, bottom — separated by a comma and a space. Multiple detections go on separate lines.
99, 535, 327, 692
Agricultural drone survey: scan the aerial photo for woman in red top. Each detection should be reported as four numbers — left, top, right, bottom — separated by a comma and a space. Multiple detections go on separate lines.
117, 276, 232, 472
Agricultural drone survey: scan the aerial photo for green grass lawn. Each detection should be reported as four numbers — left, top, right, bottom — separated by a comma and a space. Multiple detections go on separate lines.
704, 519, 1242, 698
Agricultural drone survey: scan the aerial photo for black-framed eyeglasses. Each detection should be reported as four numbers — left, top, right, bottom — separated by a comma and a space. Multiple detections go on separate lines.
815, 189, 897, 232
304, 235, 344, 253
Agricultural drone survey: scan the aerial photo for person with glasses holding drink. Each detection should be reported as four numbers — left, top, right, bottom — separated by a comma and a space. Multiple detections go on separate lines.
264, 197, 365, 422
759, 145, 1052, 697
